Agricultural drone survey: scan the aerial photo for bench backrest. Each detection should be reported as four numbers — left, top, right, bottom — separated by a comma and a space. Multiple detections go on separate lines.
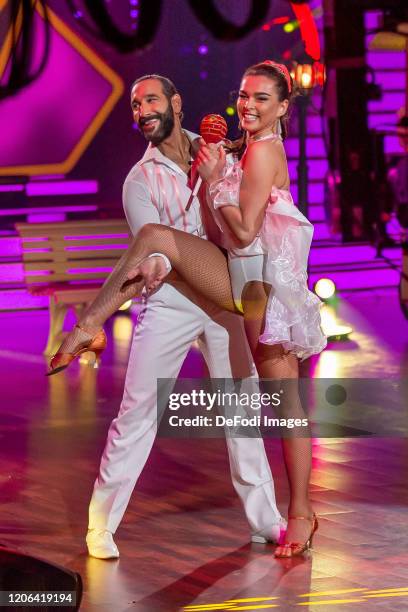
16, 219, 131, 285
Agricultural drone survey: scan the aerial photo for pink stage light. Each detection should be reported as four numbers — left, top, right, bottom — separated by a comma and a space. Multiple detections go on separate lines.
0, 184, 24, 192
65, 244, 127, 251
25, 270, 52, 276
26, 180, 99, 196
64, 234, 129, 241
0, 6, 123, 176
0, 205, 98, 217
24, 249, 52, 254
27, 214, 67, 223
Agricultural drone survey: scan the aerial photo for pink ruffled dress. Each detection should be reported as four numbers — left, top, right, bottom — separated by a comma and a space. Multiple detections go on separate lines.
208, 139, 327, 361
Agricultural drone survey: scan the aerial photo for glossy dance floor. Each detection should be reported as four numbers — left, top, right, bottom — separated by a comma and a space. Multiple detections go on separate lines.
0, 289, 407, 611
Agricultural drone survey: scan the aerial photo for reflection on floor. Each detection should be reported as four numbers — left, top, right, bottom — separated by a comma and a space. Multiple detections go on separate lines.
0, 288, 407, 611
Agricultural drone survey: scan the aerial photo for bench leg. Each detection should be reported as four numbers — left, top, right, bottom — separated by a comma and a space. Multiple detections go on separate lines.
73, 302, 87, 321
44, 298, 68, 356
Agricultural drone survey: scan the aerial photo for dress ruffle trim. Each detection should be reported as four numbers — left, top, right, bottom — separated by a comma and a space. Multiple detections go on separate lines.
259, 205, 327, 360
208, 164, 241, 209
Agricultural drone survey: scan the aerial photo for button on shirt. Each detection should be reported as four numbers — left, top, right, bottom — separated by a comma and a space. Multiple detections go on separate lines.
123, 130, 207, 239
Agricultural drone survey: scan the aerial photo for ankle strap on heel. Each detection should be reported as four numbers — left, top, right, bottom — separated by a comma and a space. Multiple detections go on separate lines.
75, 323, 101, 336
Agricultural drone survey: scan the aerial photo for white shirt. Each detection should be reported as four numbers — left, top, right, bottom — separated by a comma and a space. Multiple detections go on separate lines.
123, 130, 206, 239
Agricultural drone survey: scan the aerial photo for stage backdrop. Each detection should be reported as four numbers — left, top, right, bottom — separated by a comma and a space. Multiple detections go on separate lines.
0, 0, 324, 215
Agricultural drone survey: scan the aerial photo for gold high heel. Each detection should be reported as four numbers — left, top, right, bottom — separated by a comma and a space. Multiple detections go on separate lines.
46, 325, 107, 376
274, 513, 318, 558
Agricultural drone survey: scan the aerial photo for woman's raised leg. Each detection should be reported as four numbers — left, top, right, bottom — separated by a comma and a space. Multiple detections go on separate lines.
86, 223, 235, 326
49, 223, 235, 372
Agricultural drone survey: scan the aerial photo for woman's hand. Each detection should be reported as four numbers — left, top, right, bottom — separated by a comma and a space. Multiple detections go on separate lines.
195, 138, 226, 184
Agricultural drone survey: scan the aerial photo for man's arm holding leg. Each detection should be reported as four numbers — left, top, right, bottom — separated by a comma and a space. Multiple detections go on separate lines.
123, 177, 172, 291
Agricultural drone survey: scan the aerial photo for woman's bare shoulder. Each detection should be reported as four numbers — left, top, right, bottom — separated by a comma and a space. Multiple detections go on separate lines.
246, 137, 285, 158
243, 137, 285, 172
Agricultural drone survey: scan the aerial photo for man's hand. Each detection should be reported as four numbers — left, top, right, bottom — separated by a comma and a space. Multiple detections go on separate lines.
127, 255, 169, 293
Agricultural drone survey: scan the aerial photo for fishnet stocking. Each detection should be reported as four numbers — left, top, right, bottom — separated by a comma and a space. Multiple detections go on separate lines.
56, 223, 235, 355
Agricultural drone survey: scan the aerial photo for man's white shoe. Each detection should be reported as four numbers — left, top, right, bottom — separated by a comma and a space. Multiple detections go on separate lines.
86, 529, 119, 559
251, 518, 287, 544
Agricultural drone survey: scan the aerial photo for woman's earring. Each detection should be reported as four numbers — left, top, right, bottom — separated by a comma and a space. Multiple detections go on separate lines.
277, 118, 283, 138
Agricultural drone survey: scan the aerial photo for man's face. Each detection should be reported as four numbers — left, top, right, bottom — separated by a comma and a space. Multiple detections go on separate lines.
131, 78, 175, 145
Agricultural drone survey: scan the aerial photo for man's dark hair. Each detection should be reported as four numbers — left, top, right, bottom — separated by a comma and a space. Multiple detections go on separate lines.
131, 74, 179, 102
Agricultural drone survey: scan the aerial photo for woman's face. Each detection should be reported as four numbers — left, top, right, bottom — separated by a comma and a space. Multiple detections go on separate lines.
237, 74, 288, 139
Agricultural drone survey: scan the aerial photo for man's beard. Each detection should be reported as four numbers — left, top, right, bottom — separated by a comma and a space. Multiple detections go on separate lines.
140, 104, 175, 145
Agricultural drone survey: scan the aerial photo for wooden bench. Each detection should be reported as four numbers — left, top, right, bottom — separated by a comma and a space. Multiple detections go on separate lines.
16, 219, 131, 355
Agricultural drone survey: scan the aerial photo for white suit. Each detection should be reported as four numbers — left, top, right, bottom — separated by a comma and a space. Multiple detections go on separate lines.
88, 131, 284, 538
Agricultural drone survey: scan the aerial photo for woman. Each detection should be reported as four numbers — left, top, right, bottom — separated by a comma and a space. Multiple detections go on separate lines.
48, 61, 326, 557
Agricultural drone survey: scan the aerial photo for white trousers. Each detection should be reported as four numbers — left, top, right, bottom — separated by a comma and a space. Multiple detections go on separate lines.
88, 282, 283, 535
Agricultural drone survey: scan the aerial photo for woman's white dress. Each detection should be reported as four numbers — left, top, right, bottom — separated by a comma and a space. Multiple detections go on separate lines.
209, 136, 327, 361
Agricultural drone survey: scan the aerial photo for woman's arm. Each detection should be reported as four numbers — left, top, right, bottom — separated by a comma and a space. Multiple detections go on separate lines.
215, 139, 284, 247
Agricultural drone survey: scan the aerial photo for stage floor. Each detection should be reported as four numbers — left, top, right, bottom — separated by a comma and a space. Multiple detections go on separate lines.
0, 289, 407, 611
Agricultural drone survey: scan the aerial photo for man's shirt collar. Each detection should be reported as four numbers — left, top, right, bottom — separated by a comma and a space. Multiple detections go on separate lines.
139, 129, 198, 175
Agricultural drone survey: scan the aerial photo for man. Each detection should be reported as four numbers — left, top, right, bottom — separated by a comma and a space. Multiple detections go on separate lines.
86, 74, 286, 559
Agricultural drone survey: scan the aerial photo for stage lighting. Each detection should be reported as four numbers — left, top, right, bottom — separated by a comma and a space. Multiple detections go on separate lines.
292, 60, 325, 216
118, 300, 133, 311
325, 324, 353, 341
299, 69, 312, 88
320, 304, 353, 341
284, 21, 297, 33
226, 106, 235, 116
314, 278, 336, 300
